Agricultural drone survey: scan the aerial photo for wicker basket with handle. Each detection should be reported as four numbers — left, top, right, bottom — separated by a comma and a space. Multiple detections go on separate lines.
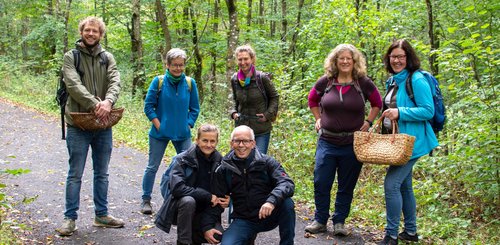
353, 116, 415, 166
70, 107, 124, 131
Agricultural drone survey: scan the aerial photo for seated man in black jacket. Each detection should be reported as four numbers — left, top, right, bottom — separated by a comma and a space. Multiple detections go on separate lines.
155, 124, 229, 245
207, 125, 296, 245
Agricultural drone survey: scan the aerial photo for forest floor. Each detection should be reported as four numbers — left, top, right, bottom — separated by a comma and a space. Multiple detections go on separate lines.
0, 98, 382, 244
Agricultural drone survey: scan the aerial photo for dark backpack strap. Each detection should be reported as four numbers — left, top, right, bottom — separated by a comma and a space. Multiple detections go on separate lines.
99, 51, 109, 68
328, 81, 365, 104
72, 49, 84, 77
256, 71, 269, 108
406, 71, 416, 105
231, 73, 239, 113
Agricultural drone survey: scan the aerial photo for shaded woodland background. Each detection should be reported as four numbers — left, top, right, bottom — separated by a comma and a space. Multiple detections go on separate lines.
0, 0, 498, 243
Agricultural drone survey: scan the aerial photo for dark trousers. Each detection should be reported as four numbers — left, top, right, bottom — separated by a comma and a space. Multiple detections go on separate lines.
313, 139, 363, 224
221, 198, 295, 245
177, 196, 224, 245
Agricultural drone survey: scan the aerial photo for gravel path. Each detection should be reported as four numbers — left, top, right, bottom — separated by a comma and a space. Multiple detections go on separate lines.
0, 98, 371, 244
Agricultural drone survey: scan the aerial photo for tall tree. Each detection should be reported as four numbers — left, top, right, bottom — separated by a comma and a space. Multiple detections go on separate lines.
280, 0, 287, 42
225, 0, 239, 81
62, 0, 73, 53
210, 0, 220, 94
425, 0, 439, 74
289, 0, 304, 78
155, 0, 171, 64
258, 0, 264, 26
188, 1, 204, 104
130, 0, 144, 96
247, 0, 253, 26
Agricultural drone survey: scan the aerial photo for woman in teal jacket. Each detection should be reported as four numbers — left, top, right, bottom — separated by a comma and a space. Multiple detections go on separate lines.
378, 40, 438, 245
141, 48, 200, 214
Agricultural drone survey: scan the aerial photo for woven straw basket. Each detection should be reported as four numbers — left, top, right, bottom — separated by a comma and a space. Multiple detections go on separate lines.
353, 117, 415, 166
70, 108, 124, 131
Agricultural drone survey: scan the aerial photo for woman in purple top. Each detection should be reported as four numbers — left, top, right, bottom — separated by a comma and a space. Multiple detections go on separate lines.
305, 44, 382, 236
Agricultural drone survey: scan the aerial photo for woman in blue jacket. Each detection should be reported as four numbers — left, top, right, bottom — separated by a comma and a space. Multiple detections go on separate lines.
378, 40, 438, 245
141, 48, 200, 214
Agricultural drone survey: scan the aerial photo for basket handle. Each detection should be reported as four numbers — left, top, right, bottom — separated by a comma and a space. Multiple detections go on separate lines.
367, 116, 400, 142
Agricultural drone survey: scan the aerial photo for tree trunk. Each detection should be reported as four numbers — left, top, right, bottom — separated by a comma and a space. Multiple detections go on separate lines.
210, 0, 220, 95
188, 1, 204, 104
425, 0, 439, 75
102, 0, 108, 48
131, 0, 145, 96
247, 0, 253, 26
289, 0, 304, 80
258, 0, 264, 27
225, 0, 239, 82
280, 0, 287, 42
62, 0, 72, 54
270, 0, 276, 37
155, 0, 171, 66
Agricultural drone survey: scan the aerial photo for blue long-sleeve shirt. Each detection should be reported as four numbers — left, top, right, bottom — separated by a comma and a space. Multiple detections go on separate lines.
144, 73, 200, 141
387, 69, 438, 159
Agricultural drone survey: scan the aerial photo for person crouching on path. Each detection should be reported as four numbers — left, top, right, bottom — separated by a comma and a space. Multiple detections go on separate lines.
206, 125, 296, 245
155, 124, 229, 245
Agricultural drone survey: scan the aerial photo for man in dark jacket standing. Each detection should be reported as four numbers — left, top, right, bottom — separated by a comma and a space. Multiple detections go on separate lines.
56, 16, 123, 236
210, 125, 295, 245
155, 124, 228, 245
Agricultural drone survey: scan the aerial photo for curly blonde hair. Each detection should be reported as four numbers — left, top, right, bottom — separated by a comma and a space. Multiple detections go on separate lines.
78, 16, 106, 36
323, 44, 367, 80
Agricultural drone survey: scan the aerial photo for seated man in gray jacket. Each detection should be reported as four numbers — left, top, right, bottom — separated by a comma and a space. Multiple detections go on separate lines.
155, 124, 229, 245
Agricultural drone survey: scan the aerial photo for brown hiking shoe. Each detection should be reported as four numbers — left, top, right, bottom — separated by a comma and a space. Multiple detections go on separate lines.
304, 220, 327, 234
55, 219, 77, 236
140, 200, 153, 214
93, 215, 125, 228
333, 223, 349, 236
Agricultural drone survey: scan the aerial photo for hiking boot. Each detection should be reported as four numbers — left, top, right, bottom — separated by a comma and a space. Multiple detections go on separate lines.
304, 220, 327, 234
398, 231, 419, 242
140, 200, 153, 214
93, 215, 125, 228
378, 235, 398, 245
55, 218, 77, 236
333, 223, 348, 236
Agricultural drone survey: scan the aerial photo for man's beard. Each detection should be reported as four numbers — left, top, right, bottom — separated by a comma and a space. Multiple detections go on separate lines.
82, 39, 100, 49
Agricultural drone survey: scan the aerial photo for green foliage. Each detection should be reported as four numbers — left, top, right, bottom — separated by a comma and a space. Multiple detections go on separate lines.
0, 0, 498, 243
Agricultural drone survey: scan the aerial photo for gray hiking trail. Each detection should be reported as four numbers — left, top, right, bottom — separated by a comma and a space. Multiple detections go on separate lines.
0, 98, 373, 244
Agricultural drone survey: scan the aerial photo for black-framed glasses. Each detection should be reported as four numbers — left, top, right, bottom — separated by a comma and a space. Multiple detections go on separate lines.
389, 55, 406, 61
170, 63, 185, 68
231, 139, 253, 145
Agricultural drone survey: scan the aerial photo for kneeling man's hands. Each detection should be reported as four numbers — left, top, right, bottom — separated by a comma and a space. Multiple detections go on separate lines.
259, 202, 275, 219
204, 228, 222, 244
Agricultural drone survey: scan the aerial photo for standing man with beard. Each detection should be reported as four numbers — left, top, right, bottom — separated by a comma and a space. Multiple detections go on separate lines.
56, 16, 123, 236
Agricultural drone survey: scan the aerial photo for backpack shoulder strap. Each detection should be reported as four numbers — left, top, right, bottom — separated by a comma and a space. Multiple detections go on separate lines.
406, 71, 416, 105
71, 49, 84, 77
99, 51, 109, 68
157, 75, 164, 91
185, 76, 192, 92
256, 71, 269, 107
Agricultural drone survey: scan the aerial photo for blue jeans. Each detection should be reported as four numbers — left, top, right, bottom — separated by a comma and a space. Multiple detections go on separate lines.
221, 198, 295, 245
313, 139, 363, 225
64, 126, 113, 220
384, 158, 419, 238
142, 136, 191, 201
255, 132, 271, 154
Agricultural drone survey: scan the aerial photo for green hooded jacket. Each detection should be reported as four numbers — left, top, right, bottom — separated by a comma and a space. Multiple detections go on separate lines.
62, 40, 121, 126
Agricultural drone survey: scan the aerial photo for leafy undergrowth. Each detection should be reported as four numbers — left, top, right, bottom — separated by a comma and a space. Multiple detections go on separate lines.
0, 66, 498, 244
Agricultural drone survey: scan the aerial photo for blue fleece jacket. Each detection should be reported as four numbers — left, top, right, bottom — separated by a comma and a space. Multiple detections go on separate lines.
386, 69, 438, 159
144, 73, 200, 141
